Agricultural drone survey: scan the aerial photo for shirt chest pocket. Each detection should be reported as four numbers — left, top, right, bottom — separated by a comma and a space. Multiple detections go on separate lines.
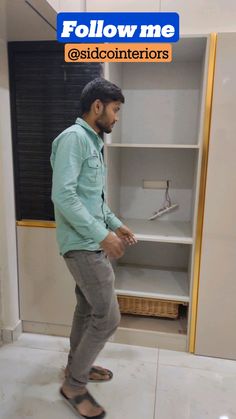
85, 155, 102, 183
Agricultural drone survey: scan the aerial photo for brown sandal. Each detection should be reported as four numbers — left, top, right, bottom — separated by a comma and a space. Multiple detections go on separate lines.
64, 365, 113, 383
89, 366, 113, 382
60, 387, 106, 418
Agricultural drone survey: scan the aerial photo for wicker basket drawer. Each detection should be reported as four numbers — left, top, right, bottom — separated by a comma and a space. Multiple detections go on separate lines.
117, 295, 179, 319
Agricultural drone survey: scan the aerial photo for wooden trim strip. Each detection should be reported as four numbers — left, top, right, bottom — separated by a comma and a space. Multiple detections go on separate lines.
189, 33, 217, 353
16, 220, 56, 228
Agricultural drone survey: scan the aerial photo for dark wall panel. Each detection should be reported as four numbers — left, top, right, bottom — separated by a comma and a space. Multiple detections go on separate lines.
8, 41, 102, 220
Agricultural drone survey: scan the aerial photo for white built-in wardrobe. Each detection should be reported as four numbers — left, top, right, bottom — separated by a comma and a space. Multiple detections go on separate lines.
17, 33, 236, 359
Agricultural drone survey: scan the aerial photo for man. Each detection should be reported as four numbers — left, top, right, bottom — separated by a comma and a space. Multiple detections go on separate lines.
50, 78, 137, 418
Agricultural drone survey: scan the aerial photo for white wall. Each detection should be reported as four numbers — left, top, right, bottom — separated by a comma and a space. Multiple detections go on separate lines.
0, 0, 56, 343
0, 0, 20, 342
47, 0, 85, 12
86, 0, 160, 12
46, 0, 60, 11
82, 0, 236, 34
161, 0, 236, 34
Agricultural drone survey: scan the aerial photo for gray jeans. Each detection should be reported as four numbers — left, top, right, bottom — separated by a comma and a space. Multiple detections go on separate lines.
63, 249, 121, 388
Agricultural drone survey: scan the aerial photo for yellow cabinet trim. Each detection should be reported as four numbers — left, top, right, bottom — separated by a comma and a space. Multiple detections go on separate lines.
16, 220, 56, 228
189, 33, 217, 353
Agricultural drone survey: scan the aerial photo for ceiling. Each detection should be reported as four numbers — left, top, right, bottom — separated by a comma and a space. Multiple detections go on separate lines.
5, 0, 57, 41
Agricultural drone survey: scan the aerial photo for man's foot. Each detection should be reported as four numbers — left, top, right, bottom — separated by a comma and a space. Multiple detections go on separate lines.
61, 381, 106, 418
64, 365, 113, 382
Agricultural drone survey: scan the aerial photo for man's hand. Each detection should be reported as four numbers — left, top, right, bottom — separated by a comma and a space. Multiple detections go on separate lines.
115, 225, 138, 246
100, 232, 125, 259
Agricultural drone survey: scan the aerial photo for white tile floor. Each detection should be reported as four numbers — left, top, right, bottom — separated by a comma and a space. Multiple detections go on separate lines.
0, 333, 235, 419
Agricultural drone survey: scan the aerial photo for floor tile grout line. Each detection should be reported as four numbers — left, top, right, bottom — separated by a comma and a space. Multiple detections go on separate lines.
13, 338, 159, 354
11, 344, 159, 364
153, 347, 160, 419
150, 361, 236, 374
9, 344, 69, 354
2, 343, 159, 367
11, 340, 159, 356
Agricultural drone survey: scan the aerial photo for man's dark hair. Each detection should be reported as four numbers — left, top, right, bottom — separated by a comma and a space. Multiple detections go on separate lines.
79, 78, 125, 115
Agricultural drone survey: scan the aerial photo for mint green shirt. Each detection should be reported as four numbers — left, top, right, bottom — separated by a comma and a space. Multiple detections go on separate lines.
50, 117, 123, 255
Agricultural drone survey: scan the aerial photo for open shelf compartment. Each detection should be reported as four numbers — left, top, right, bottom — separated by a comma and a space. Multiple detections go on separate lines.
105, 37, 208, 146
105, 147, 199, 241
113, 240, 191, 304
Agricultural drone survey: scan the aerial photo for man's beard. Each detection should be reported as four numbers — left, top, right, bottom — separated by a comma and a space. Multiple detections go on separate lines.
96, 118, 112, 134
95, 108, 114, 134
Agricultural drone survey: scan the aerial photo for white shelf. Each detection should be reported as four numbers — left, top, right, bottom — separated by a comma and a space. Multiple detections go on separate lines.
106, 143, 199, 149
114, 265, 189, 303
120, 218, 193, 244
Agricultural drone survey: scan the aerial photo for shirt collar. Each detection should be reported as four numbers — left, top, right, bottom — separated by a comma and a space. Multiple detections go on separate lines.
75, 117, 104, 151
